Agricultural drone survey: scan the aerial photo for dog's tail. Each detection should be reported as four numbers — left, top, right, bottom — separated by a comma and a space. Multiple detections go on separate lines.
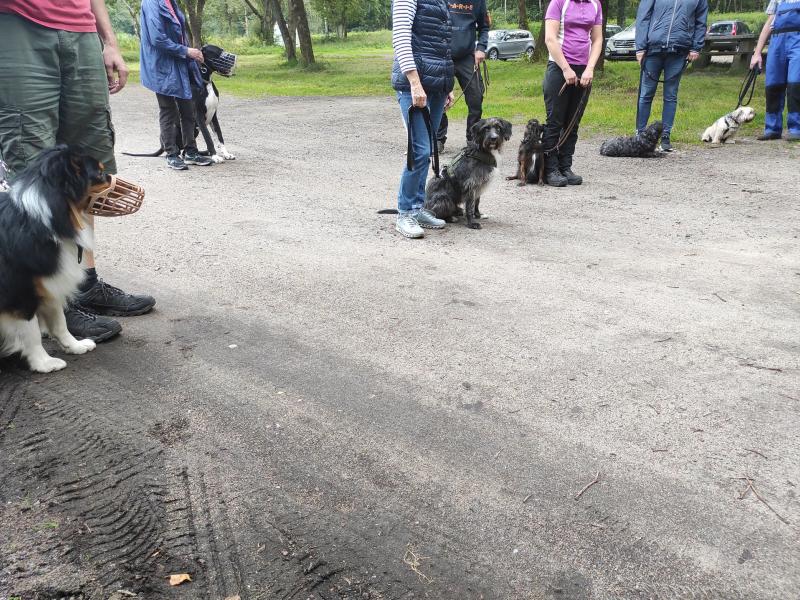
122, 147, 166, 157
377, 209, 399, 215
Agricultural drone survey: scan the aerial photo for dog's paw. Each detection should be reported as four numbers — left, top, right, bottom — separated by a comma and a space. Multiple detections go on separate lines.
466, 222, 482, 230
217, 145, 236, 160
211, 154, 225, 164
29, 356, 67, 373
64, 339, 96, 355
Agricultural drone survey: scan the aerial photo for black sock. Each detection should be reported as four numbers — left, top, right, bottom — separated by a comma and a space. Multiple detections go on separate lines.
79, 268, 98, 293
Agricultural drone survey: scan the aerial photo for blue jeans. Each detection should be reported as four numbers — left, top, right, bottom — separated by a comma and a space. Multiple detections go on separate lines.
396, 90, 446, 214
636, 51, 688, 135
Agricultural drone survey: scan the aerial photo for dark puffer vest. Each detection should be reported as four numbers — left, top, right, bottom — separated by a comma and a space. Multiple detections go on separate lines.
391, 0, 455, 94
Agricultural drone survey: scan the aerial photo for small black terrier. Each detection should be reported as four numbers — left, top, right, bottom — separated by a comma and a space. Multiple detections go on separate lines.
506, 118, 545, 186
600, 121, 664, 157
424, 118, 512, 229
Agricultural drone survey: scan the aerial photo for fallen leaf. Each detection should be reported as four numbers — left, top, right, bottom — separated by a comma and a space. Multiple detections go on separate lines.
168, 573, 192, 586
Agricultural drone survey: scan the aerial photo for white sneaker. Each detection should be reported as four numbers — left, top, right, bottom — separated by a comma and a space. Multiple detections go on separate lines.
396, 213, 424, 238
414, 208, 446, 229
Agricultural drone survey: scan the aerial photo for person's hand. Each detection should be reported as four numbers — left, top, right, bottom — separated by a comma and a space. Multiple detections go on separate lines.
103, 44, 128, 94
411, 81, 427, 108
688, 50, 700, 62
750, 52, 763, 71
187, 47, 204, 62
562, 67, 577, 86
636, 51, 645, 64
580, 68, 594, 87
474, 50, 486, 65
445, 91, 455, 110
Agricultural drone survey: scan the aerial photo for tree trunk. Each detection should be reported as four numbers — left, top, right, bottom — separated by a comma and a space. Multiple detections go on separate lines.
531, 11, 547, 61
243, 0, 276, 43
181, 0, 207, 47
617, 0, 625, 27
270, 0, 296, 60
517, 0, 528, 30
121, 0, 140, 38
289, 0, 315, 66
596, 0, 608, 71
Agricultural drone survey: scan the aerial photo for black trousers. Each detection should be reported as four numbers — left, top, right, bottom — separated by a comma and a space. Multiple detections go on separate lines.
437, 53, 484, 143
156, 93, 198, 156
542, 61, 590, 170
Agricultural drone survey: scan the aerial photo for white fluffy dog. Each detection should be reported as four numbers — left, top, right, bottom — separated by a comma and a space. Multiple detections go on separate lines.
701, 106, 755, 144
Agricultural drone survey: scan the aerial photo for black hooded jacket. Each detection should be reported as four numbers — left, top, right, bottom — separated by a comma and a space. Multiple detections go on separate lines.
448, 0, 490, 59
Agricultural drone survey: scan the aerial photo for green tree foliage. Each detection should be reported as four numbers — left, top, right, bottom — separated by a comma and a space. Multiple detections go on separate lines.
311, 0, 365, 37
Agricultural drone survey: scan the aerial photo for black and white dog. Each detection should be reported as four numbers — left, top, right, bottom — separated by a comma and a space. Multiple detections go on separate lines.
600, 121, 664, 157
424, 118, 512, 229
701, 106, 755, 143
0, 146, 104, 373
124, 44, 236, 162
506, 118, 545, 186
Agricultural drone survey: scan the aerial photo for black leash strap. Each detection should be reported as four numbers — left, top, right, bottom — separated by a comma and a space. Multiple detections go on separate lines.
406, 105, 440, 178
736, 66, 760, 109
450, 61, 490, 108
542, 82, 591, 154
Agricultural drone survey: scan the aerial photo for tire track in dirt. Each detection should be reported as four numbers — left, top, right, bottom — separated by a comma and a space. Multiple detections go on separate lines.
0, 374, 204, 599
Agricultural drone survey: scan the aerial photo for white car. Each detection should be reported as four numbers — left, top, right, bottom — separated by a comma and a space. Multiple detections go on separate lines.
605, 24, 637, 61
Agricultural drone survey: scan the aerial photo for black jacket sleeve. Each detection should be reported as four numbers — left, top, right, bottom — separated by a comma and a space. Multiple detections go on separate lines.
476, 0, 490, 52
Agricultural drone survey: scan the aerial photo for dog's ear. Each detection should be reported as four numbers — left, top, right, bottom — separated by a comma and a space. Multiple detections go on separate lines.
499, 119, 513, 141
38, 146, 101, 205
470, 119, 487, 140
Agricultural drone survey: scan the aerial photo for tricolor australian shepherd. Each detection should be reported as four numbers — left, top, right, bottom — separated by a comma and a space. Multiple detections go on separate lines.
0, 146, 105, 373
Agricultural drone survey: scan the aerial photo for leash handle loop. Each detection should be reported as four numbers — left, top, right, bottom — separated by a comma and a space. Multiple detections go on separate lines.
406, 105, 440, 178
736, 66, 760, 109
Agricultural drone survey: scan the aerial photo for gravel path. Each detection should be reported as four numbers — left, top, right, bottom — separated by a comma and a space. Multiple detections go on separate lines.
1, 86, 798, 599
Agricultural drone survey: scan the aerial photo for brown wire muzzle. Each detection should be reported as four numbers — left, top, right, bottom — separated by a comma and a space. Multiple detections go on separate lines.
84, 175, 145, 217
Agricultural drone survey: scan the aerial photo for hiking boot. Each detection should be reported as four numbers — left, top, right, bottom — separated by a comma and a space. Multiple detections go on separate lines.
184, 151, 213, 166
75, 279, 156, 317
560, 168, 582, 185
757, 132, 781, 141
396, 213, 424, 238
65, 303, 122, 343
414, 208, 446, 229
166, 154, 187, 170
659, 135, 673, 152
545, 169, 568, 187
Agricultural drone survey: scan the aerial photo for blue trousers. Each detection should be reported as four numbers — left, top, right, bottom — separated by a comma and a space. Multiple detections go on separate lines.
636, 51, 689, 135
764, 31, 800, 136
396, 90, 446, 214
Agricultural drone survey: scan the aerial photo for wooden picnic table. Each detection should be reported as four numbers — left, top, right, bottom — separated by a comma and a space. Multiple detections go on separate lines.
695, 33, 759, 71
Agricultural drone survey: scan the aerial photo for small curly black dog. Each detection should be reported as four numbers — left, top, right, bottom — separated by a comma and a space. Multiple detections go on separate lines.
506, 118, 544, 186
600, 121, 664, 157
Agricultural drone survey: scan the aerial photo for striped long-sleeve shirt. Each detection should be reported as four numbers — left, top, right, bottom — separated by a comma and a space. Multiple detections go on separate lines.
392, 0, 417, 74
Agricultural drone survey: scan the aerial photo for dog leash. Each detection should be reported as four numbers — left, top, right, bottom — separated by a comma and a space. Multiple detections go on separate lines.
406, 105, 440, 178
635, 52, 689, 129
449, 61, 490, 109
541, 82, 592, 154
736, 66, 760, 109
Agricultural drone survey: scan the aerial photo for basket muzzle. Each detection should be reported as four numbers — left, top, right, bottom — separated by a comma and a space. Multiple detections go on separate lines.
206, 51, 237, 76
85, 175, 145, 217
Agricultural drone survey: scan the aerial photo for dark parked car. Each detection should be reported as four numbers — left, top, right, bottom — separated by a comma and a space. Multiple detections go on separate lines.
706, 20, 753, 51
486, 29, 535, 60
605, 24, 636, 60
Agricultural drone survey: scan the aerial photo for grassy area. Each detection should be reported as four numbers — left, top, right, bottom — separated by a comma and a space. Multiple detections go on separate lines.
120, 28, 767, 143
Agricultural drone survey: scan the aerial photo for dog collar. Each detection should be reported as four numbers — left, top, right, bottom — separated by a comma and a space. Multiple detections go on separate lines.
465, 148, 497, 167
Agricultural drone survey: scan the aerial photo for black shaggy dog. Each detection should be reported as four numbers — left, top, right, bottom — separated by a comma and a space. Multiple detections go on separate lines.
600, 121, 664, 157
506, 118, 544, 186
424, 117, 512, 229
0, 146, 106, 373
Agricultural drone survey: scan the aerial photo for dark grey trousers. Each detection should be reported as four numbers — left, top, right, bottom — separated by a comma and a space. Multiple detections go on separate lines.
437, 53, 484, 143
542, 61, 590, 170
156, 93, 197, 156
